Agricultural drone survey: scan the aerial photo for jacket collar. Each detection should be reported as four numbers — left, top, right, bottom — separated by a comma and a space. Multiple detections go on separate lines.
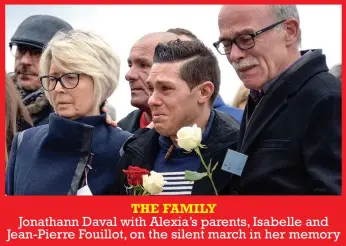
201, 110, 239, 157
239, 49, 329, 153
45, 113, 107, 152
125, 129, 160, 170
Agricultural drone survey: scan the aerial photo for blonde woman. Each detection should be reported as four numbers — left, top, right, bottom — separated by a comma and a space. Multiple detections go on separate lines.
6, 30, 131, 195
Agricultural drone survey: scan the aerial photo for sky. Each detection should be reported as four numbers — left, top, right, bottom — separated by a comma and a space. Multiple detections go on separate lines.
5, 5, 342, 121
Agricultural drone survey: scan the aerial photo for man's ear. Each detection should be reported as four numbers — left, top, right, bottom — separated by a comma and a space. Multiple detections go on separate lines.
197, 81, 214, 104
284, 18, 300, 46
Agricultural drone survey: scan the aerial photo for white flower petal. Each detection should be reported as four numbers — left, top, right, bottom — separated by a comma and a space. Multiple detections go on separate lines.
176, 124, 202, 151
142, 171, 166, 195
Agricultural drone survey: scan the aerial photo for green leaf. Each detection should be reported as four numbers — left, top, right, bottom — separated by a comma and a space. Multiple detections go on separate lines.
185, 170, 208, 181
207, 160, 212, 173
211, 161, 219, 173
199, 144, 207, 149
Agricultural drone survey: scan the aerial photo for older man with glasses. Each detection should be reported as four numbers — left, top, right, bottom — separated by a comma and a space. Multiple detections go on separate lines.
215, 5, 341, 195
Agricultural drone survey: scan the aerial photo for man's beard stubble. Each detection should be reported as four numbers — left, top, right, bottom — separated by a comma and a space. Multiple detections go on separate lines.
15, 66, 41, 92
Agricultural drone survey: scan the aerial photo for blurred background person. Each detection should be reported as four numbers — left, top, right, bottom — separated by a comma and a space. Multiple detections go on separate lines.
167, 27, 243, 123
166, 27, 198, 41
6, 30, 131, 195
231, 85, 250, 110
329, 64, 341, 80
9, 15, 73, 131
5, 75, 33, 167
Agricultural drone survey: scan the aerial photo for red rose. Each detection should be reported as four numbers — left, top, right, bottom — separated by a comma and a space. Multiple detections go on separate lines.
123, 166, 150, 186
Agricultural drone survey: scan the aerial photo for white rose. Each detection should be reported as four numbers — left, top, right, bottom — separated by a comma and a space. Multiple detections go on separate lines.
142, 171, 167, 195
176, 124, 202, 151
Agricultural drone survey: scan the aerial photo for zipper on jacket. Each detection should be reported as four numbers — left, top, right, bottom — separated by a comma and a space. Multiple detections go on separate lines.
79, 152, 94, 188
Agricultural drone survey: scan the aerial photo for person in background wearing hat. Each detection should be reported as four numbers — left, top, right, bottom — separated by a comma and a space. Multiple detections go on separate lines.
9, 15, 73, 132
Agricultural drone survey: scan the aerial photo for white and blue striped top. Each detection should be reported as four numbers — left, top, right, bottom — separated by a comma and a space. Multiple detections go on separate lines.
156, 172, 194, 195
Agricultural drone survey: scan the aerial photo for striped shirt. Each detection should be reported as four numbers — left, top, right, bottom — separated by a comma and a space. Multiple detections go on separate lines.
156, 172, 194, 195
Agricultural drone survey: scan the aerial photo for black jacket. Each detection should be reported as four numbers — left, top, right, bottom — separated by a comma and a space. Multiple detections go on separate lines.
117, 109, 142, 133
235, 50, 341, 195
115, 110, 240, 195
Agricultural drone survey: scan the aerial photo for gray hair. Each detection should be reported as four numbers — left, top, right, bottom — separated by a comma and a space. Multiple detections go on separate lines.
270, 5, 301, 45
39, 29, 121, 112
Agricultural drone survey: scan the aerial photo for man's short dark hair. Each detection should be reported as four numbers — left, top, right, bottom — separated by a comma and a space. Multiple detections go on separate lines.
154, 39, 220, 103
166, 28, 198, 40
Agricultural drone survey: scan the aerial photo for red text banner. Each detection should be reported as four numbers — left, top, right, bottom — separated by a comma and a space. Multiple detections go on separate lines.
2, 197, 345, 245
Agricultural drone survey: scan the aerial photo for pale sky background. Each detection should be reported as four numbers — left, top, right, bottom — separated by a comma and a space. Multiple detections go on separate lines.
5, 5, 342, 121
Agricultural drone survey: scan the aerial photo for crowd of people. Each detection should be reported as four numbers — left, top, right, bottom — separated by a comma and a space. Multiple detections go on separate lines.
5, 5, 341, 195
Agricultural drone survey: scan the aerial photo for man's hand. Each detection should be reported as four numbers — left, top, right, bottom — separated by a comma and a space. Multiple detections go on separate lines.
102, 106, 117, 127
